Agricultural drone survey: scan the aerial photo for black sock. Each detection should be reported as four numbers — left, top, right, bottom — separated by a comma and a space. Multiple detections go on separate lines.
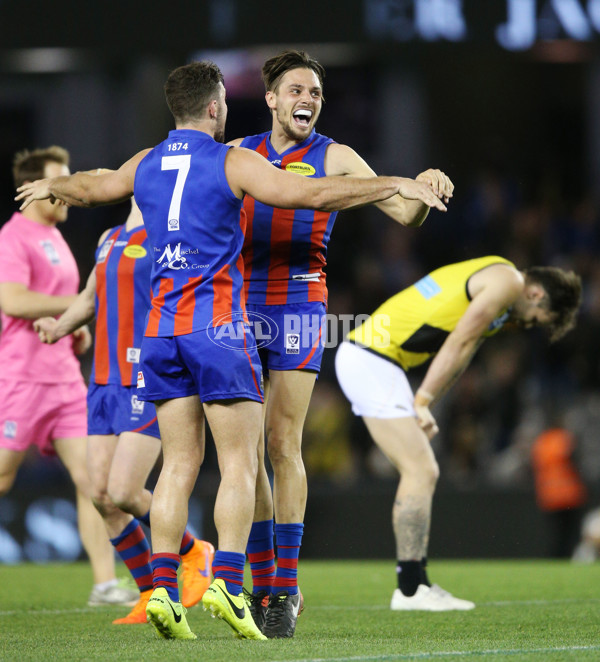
396, 560, 422, 597
420, 557, 431, 587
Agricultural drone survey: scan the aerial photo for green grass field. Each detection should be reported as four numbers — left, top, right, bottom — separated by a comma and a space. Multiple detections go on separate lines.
1, 560, 598, 661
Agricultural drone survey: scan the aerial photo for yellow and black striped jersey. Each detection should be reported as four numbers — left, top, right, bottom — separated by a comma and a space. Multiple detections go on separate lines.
347, 256, 515, 370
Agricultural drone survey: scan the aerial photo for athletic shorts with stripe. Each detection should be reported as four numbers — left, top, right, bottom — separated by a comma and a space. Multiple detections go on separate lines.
87, 382, 160, 438
246, 301, 326, 375
136, 325, 264, 403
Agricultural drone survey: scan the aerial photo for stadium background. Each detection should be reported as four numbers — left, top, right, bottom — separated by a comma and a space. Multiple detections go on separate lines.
0, 0, 599, 563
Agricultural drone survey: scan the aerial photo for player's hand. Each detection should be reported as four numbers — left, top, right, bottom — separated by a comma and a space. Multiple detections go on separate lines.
33, 317, 60, 344
396, 178, 447, 212
72, 325, 92, 355
416, 169, 454, 204
14, 179, 54, 211
414, 403, 439, 440
414, 388, 439, 440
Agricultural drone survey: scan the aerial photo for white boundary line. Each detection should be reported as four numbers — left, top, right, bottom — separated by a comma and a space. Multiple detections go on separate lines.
272, 647, 600, 662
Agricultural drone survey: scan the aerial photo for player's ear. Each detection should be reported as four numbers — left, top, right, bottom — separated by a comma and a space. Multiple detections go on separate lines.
208, 99, 218, 120
265, 90, 276, 110
527, 283, 546, 301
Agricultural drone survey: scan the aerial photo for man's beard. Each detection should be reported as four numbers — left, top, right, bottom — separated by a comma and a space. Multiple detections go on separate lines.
214, 129, 225, 143
278, 108, 311, 142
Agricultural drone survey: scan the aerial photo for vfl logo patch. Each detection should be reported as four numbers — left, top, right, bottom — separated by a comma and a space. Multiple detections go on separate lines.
3, 420, 17, 439
126, 347, 141, 363
286, 333, 300, 355
131, 395, 145, 415
285, 162, 316, 176
137, 371, 145, 388
97, 239, 114, 264
123, 245, 147, 259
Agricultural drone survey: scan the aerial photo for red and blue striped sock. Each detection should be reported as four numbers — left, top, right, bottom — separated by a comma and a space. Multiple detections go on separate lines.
273, 522, 304, 596
212, 550, 245, 596
247, 519, 275, 595
140, 509, 195, 556
110, 519, 153, 592
179, 529, 195, 556
151, 553, 180, 602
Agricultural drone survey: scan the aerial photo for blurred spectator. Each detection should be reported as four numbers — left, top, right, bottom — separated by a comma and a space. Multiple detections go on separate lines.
531, 423, 588, 558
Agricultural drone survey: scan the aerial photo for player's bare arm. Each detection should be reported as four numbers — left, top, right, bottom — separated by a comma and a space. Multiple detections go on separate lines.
34, 265, 98, 345
414, 265, 524, 438
226, 147, 446, 213
324, 143, 453, 226
15, 150, 150, 210
0, 282, 78, 320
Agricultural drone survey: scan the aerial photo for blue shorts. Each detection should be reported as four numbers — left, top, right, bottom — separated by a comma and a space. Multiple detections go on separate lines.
246, 301, 326, 374
136, 325, 264, 403
87, 382, 160, 438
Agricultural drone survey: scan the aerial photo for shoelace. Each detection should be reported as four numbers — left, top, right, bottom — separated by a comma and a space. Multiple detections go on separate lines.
243, 588, 267, 611
264, 592, 289, 627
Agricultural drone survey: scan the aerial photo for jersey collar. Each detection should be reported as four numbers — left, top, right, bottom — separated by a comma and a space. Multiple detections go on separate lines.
266, 129, 316, 160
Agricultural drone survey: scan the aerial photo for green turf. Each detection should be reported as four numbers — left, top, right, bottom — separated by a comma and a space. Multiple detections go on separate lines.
1, 560, 598, 661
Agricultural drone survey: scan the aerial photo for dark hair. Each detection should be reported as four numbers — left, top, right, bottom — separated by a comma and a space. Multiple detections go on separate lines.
164, 61, 224, 125
524, 266, 582, 342
12, 146, 70, 189
261, 49, 325, 93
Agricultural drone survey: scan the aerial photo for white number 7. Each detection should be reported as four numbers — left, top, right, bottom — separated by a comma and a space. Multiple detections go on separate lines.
161, 155, 191, 231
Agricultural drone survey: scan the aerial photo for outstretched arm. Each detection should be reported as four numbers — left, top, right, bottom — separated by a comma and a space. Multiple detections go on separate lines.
414, 266, 523, 439
226, 147, 447, 213
324, 143, 453, 227
34, 266, 97, 344
15, 150, 150, 209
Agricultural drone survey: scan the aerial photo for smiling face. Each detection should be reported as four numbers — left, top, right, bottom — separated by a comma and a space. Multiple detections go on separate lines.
266, 67, 323, 144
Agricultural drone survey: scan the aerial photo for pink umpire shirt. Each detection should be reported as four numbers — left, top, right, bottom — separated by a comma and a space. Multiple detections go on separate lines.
0, 212, 82, 382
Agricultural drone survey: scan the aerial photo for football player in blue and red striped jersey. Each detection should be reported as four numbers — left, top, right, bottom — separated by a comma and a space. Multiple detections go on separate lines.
228, 50, 454, 638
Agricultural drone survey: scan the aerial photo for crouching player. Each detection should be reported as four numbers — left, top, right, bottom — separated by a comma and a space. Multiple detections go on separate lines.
335, 256, 581, 610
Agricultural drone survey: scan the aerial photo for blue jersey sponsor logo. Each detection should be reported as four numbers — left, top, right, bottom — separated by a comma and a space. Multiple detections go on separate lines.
414, 275, 442, 299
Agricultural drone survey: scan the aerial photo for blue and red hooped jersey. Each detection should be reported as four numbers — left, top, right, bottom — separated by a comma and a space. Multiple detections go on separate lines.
91, 224, 151, 386
240, 130, 338, 306
134, 129, 247, 336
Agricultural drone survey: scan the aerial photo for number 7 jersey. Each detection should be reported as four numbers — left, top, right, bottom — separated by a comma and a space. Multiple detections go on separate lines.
134, 129, 247, 336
